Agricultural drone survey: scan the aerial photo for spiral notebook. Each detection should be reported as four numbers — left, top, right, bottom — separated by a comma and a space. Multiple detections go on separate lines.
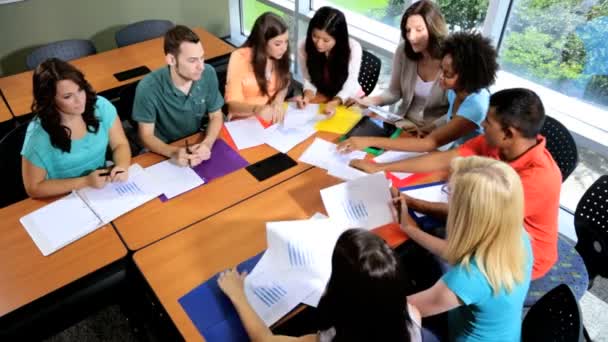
20, 164, 161, 256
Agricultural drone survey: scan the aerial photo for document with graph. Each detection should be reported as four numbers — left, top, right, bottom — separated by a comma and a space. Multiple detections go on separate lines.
320, 173, 393, 230
244, 218, 346, 326
20, 164, 162, 256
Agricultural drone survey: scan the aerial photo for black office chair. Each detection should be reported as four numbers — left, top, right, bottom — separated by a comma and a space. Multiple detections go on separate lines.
541, 115, 579, 182
0, 121, 30, 208
115, 20, 175, 47
358, 50, 381, 96
522, 284, 584, 342
26, 40, 97, 70
575, 175, 608, 287
116, 81, 139, 125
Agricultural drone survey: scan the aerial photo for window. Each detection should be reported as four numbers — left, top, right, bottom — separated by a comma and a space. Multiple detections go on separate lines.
498, 0, 608, 211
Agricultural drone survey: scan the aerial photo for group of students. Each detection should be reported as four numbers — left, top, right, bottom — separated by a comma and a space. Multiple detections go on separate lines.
18, 0, 562, 340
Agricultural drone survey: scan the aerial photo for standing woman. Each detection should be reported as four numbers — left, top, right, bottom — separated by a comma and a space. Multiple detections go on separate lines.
296, 6, 362, 116
403, 156, 533, 341
225, 12, 291, 124
21, 58, 131, 198
350, 0, 449, 133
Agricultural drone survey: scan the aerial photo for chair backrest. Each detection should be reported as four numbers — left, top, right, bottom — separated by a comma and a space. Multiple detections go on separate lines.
116, 81, 140, 125
358, 50, 381, 96
522, 284, 583, 342
115, 20, 175, 48
26, 40, 97, 70
575, 175, 608, 280
540, 115, 578, 182
0, 122, 30, 208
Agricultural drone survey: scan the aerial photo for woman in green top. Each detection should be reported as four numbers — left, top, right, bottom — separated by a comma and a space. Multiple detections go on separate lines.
21, 58, 131, 198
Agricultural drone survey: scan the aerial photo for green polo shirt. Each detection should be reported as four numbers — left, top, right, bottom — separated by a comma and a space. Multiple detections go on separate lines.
132, 65, 224, 143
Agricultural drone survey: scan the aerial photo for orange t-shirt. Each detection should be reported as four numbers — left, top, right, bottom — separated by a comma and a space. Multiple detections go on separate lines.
459, 135, 562, 279
224, 47, 279, 106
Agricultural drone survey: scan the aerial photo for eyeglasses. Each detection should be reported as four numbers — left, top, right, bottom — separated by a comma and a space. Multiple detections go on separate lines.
441, 183, 451, 195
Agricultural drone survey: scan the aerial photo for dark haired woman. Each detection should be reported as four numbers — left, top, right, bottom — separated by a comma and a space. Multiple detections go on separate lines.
296, 6, 362, 116
21, 58, 131, 198
341, 31, 498, 162
348, 0, 448, 134
225, 12, 291, 124
218, 229, 422, 342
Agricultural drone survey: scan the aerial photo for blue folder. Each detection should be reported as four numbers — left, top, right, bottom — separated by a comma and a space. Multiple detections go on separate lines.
179, 252, 264, 342
399, 181, 446, 231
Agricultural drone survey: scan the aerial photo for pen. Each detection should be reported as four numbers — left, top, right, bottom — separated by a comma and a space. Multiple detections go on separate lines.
185, 139, 193, 168
99, 170, 124, 177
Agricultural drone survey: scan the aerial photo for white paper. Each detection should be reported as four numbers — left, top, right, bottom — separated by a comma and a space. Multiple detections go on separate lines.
146, 160, 204, 199
327, 161, 368, 181
225, 117, 266, 150
263, 124, 316, 153
374, 151, 425, 180
283, 103, 323, 129
298, 138, 366, 170
76, 164, 163, 223
401, 183, 448, 204
20, 192, 103, 256
245, 219, 346, 325
320, 173, 393, 230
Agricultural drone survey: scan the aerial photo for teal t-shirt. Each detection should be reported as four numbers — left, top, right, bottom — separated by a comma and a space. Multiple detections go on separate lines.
447, 89, 490, 146
442, 233, 533, 342
132, 65, 224, 143
21, 96, 117, 180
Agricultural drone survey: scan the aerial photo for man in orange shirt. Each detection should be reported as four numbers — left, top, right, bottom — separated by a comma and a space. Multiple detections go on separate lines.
350, 88, 561, 279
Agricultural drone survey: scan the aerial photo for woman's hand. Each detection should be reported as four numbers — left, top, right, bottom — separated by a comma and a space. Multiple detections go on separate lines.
218, 268, 247, 301
337, 137, 368, 154
110, 165, 128, 182
349, 159, 382, 174
86, 169, 110, 188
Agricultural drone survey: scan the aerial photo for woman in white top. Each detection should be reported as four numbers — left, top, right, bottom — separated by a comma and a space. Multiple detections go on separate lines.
218, 229, 422, 342
295, 6, 362, 116
348, 0, 448, 134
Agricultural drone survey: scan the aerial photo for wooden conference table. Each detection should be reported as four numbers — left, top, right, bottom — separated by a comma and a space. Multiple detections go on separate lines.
0, 198, 126, 318
0, 98, 11, 123
112, 130, 338, 251
0, 27, 234, 120
134, 167, 343, 341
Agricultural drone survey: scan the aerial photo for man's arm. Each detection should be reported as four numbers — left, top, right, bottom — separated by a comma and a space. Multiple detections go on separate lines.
350, 148, 459, 174
201, 110, 223, 148
138, 122, 179, 158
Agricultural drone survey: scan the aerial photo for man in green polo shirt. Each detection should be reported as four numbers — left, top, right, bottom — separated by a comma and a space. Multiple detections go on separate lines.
133, 25, 224, 166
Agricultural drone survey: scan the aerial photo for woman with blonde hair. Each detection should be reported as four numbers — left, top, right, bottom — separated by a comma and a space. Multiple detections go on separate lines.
399, 156, 533, 341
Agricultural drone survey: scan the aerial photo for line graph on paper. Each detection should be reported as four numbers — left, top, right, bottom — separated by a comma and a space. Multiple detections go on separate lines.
287, 242, 315, 267
113, 182, 144, 196
342, 199, 368, 222
251, 283, 288, 308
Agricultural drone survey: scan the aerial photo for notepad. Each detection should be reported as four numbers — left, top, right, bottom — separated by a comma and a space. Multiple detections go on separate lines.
320, 173, 393, 230
20, 164, 162, 256
314, 105, 362, 134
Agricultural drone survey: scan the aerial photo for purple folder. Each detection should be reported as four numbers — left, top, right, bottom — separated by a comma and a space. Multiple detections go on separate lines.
160, 139, 249, 202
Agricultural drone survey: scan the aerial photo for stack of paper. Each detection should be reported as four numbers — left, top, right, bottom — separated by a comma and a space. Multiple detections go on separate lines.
282, 103, 323, 129
374, 150, 425, 180
299, 137, 368, 181
21, 164, 162, 255
263, 124, 316, 153
320, 173, 393, 230
245, 218, 346, 326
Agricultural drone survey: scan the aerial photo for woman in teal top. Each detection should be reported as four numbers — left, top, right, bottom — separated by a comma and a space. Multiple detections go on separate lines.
21, 58, 131, 198
399, 156, 533, 341
339, 32, 497, 162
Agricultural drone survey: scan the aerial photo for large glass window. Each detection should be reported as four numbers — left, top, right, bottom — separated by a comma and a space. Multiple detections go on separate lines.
498, 0, 608, 211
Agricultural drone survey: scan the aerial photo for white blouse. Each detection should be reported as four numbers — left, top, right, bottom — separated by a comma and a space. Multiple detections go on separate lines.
298, 37, 363, 101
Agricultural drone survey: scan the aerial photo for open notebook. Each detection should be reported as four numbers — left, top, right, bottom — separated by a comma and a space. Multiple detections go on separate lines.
20, 164, 162, 256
